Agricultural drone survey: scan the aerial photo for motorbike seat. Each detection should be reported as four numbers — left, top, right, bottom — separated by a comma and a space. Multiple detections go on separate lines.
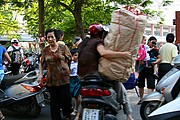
81, 75, 114, 87
1, 73, 26, 89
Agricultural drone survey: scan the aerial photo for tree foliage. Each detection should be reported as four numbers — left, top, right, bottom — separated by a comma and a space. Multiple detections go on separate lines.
0, 0, 173, 44
0, 3, 19, 34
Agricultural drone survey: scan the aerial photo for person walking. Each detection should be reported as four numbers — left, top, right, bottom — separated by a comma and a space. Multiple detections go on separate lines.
0, 44, 11, 120
69, 48, 81, 120
153, 33, 178, 82
38, 29, 72, 120
77, 23, 134, 120
7, 38, 24, 75
137, 36, 160, 104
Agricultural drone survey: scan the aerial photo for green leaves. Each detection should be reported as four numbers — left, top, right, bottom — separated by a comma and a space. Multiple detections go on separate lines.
0, 0, 174, 44
0, 4, 19, 34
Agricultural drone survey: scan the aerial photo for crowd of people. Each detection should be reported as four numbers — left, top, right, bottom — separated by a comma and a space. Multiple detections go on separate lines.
0, 23, 178, 120
135, 33, 178, 105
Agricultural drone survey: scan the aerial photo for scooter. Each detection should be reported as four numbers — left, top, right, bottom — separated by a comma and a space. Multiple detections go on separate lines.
147, 93, 180, 120
140, 54, 180, 120
80, 75, 120, 120
0, 70, 45, 118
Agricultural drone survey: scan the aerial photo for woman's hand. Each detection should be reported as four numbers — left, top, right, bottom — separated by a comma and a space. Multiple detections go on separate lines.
121, 51, 131, 59
37, 74, 43, 83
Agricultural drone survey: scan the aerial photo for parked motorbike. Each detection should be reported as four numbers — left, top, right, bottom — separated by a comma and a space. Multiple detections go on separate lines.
80, 75, 120, 120
0, 70, 45, 118
147, 93, 180, 120
140, 54, 180, 120
21, 52, 39, 73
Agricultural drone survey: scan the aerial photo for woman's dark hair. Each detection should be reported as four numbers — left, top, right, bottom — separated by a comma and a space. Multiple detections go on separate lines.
166, 33, 174, 43
45, 29, 59, 41
56, 29, 64, 40
148, 36, 157, 41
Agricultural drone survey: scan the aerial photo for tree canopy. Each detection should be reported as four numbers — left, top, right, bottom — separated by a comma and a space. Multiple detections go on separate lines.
0, 0, 173, 44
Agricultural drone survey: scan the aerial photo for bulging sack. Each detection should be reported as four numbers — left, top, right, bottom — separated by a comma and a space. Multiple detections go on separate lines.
98, 7, 147, 82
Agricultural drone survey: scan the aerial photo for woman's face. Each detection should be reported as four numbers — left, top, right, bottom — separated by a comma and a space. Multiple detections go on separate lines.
46, 32, 56, 45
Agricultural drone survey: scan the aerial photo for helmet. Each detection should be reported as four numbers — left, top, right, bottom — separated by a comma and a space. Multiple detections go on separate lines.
11, 38, 19, 43
88, 23, 104, 36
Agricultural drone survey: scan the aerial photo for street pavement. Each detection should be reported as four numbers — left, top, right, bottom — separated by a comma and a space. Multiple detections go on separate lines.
4, 88, 146, 120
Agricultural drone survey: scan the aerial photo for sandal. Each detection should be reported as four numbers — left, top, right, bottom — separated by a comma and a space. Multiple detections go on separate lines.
0, 116, 5, 120
71, 110, 77, 116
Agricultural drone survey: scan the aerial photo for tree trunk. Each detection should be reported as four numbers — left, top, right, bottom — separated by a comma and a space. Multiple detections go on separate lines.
73, 12, 84, 39
38, 0, 44, 37
73, 1, 84, 39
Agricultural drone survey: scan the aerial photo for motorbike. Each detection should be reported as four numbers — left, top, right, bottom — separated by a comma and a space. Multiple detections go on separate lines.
147, 93, 180, 120
21, 52, 39, 73
140, 54, 180, 120
80, 75, 120, 120
0, 70, 45, 118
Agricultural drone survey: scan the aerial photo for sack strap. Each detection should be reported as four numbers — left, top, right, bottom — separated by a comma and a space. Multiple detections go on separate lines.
117, 9, 139, 79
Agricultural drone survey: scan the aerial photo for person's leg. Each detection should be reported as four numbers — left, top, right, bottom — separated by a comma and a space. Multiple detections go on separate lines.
138, 68, 146, 103
11, 63, 20, 75
113, 81, 134, 120
74, 95, 81, 120
0, 110, 4, 120
139, 88, 144, 100
0, 70, 4, 84
147, 69, 156, 94
60, 84, 72, 119
158, 63, 173, 83
49, 87, 62, 120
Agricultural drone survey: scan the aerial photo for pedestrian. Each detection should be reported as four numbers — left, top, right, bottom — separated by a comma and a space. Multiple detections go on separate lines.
77, 23, 134, 120
135, 35, 150, 73
137, 36, 160, 104
69, 48, 81, 120
38, 29, 72, 120
7, 38, 24, 75
57, 29, 65, 45
153, 33, 178, 83
0, 44, 12, 120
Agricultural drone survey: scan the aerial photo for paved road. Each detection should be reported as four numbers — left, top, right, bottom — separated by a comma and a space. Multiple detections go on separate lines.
4, 88, 145, 120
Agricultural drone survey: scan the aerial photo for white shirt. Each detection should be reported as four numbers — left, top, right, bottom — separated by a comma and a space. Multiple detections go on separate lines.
70, 61, 78, 77
7, 45, 24, 58
144, 44, 150, 61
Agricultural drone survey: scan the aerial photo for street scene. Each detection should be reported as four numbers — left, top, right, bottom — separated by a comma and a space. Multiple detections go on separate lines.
5, 89, 143, 120
0, 0, 180, 120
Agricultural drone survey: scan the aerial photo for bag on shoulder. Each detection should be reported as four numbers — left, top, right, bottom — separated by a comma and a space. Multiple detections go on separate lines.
11, 46, 22, 64
136, 44, 146, 61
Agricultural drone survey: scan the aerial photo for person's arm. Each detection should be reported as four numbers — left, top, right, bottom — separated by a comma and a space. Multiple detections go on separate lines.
3, 52, 12, 64
97, 44, 131, 59
152, 54, 161, 65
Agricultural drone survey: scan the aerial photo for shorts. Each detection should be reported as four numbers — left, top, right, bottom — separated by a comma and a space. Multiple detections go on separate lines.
0, 70, 4, 84
70, 76, 81, 97
138, 67, 155, 89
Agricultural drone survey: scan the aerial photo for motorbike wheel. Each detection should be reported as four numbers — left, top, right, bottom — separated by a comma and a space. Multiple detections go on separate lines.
5, 97, 41, 118
140, 101, 161, 120
104, 114, 117, 120
25, 98, 41, 118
